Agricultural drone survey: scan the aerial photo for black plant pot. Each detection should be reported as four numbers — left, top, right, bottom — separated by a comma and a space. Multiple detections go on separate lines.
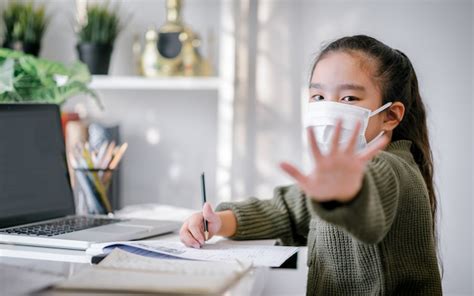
3, 40, 41, 56
76, 43, 113, 75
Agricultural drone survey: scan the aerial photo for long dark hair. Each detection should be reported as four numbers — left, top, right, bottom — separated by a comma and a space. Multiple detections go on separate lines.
310, 35, 437, 241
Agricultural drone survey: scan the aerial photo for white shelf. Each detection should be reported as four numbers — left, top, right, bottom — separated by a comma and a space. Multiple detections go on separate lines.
90, 75, 221, 90
87, 0, 236, 202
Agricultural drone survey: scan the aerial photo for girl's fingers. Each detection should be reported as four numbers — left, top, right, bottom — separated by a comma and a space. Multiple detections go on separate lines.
345, 121, 362, 154
280, 162, 307, 187
183, 229, 202, 248
179, 223, 201, 248
330, 119, 343, 155
359, 135, 390, 163
189, 222, 205, 245
307, 128, 322, 162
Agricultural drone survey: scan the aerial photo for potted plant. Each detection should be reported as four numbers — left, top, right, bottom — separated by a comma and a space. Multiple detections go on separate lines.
1, 0, 49, 56
0, 48, 100, 107
76, 3, 122, 75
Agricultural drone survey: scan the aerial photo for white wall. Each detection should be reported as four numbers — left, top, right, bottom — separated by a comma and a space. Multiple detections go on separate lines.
18, 0, 473, 294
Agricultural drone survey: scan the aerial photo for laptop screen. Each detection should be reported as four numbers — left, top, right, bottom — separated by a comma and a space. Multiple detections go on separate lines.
0, 104, 75, 228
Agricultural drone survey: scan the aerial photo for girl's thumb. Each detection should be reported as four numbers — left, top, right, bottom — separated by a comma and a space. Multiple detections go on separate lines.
202, 202, 218, 222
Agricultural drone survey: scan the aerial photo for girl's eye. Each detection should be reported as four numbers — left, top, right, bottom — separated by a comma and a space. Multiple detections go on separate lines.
311, 95, 324, 101
341, 96, 358, 102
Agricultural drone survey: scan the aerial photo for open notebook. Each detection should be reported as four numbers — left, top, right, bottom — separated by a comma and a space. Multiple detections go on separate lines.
86, 239, 299, 267
52, 248, 252, 295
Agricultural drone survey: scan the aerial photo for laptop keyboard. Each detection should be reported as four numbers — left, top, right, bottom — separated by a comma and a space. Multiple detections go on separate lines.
0, 216, 123, 237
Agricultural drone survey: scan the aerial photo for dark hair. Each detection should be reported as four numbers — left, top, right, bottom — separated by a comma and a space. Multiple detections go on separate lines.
310, 35, 437, 242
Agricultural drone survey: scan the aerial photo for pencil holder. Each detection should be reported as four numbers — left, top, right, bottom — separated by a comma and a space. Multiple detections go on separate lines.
72, 168, 116, 216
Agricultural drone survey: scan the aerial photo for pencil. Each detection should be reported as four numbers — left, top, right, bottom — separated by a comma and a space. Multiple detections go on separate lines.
82, 145, 112, 214
108, 143, 128, 170
201, 172, 209, 241
102, 143, 128, 186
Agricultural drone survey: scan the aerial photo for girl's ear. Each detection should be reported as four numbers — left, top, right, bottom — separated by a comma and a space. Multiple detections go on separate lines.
383, 102, 405, 132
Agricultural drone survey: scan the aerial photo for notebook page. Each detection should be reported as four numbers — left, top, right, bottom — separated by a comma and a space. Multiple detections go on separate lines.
90, 239, 298, 267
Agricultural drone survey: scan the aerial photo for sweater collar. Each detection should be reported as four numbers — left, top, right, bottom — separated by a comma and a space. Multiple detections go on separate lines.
386, 140, 415, 163
387, 140, 412, 152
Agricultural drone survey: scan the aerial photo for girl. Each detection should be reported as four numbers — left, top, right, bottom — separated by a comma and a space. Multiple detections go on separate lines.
180, 35, 442, 295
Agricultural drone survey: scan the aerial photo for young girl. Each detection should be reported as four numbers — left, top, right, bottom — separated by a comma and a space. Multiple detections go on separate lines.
180, 35, 442, 295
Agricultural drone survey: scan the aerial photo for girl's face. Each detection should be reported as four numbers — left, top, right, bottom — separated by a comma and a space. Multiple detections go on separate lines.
309, 51, 386, 142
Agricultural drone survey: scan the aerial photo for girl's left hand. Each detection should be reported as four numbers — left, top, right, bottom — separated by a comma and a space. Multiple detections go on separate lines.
280, 120, 389, 203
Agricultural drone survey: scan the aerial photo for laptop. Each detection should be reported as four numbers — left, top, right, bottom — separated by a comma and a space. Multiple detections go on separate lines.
0, 104, 180, 250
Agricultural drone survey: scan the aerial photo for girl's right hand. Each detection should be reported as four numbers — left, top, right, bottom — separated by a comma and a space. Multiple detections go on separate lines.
179, 202, 222, 248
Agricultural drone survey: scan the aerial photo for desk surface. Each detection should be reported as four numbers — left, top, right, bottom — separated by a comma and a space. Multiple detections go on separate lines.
0, 234, 266, 296
0, 256, 267, 296
0, 234, 308, 296
0, 205, 308, 295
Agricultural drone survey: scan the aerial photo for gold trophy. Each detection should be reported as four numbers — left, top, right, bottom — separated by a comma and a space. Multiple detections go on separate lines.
156, 0, 212, 76
138, 0, 213, 77
156, 0, 186, 76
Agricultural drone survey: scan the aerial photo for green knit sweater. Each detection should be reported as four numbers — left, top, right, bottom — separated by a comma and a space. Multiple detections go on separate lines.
216, 140, 442, 295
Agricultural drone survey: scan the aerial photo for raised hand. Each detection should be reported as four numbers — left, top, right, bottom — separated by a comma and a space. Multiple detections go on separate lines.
280, 120, 389, 203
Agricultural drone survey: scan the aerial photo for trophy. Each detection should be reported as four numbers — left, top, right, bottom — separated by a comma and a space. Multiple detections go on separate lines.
156, 0, 184, 76
138, 0, 213, 77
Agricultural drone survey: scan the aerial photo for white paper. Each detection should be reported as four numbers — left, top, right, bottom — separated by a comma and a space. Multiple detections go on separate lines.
88, 239, 298, 267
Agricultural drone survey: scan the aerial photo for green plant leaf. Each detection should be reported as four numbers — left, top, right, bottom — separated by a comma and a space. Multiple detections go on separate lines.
1, 0, 49, 44
0, 48, 100, 107
0, 58, 15, 93
77, 2, 123, 44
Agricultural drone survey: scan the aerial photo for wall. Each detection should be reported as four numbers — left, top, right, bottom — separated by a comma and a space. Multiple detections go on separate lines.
12, 0, 473, 294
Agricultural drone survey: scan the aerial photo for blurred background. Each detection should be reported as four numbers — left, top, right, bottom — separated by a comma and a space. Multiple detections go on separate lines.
0, 0, 472, 294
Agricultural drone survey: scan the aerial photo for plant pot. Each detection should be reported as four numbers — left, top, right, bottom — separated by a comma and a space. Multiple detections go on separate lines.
76, 43, 113, 75
3, 40, 41, 56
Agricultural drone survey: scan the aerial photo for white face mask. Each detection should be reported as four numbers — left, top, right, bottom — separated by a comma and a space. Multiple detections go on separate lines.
305, 101, 392, 154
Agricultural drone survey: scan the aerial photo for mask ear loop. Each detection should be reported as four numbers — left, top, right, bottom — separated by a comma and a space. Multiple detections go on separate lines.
367, 131, 386, 148
366, 102, 392, 149
369, 102, 392, 117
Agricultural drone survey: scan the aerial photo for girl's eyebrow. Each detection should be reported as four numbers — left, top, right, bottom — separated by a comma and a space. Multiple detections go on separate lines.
309, 82, 366, 91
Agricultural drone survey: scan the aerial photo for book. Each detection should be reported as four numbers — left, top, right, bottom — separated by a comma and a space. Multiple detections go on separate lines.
52, 248, 252, 295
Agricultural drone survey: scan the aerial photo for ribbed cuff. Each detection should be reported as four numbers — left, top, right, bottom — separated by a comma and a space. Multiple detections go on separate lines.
309, 174, 374, 223
215, 198, 269, 240
215, 197, 292, 241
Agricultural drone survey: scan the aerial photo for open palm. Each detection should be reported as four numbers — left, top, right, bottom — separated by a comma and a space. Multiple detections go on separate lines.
281, 120, 389, 203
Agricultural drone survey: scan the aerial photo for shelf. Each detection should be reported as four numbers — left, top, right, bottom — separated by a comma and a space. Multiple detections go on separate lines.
89, 75, 221, 90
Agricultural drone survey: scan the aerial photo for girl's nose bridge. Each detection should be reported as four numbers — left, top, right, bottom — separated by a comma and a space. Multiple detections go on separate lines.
326, 95, 339, 103
322, 88, 340, 102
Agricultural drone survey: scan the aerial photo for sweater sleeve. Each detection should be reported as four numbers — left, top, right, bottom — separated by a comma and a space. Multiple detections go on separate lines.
215, 185, 311, 246
309, 152, 401, 244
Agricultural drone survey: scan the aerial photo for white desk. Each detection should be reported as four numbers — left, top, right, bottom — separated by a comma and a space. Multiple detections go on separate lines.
0, 205, 308, 295
0, 255, 267, 296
